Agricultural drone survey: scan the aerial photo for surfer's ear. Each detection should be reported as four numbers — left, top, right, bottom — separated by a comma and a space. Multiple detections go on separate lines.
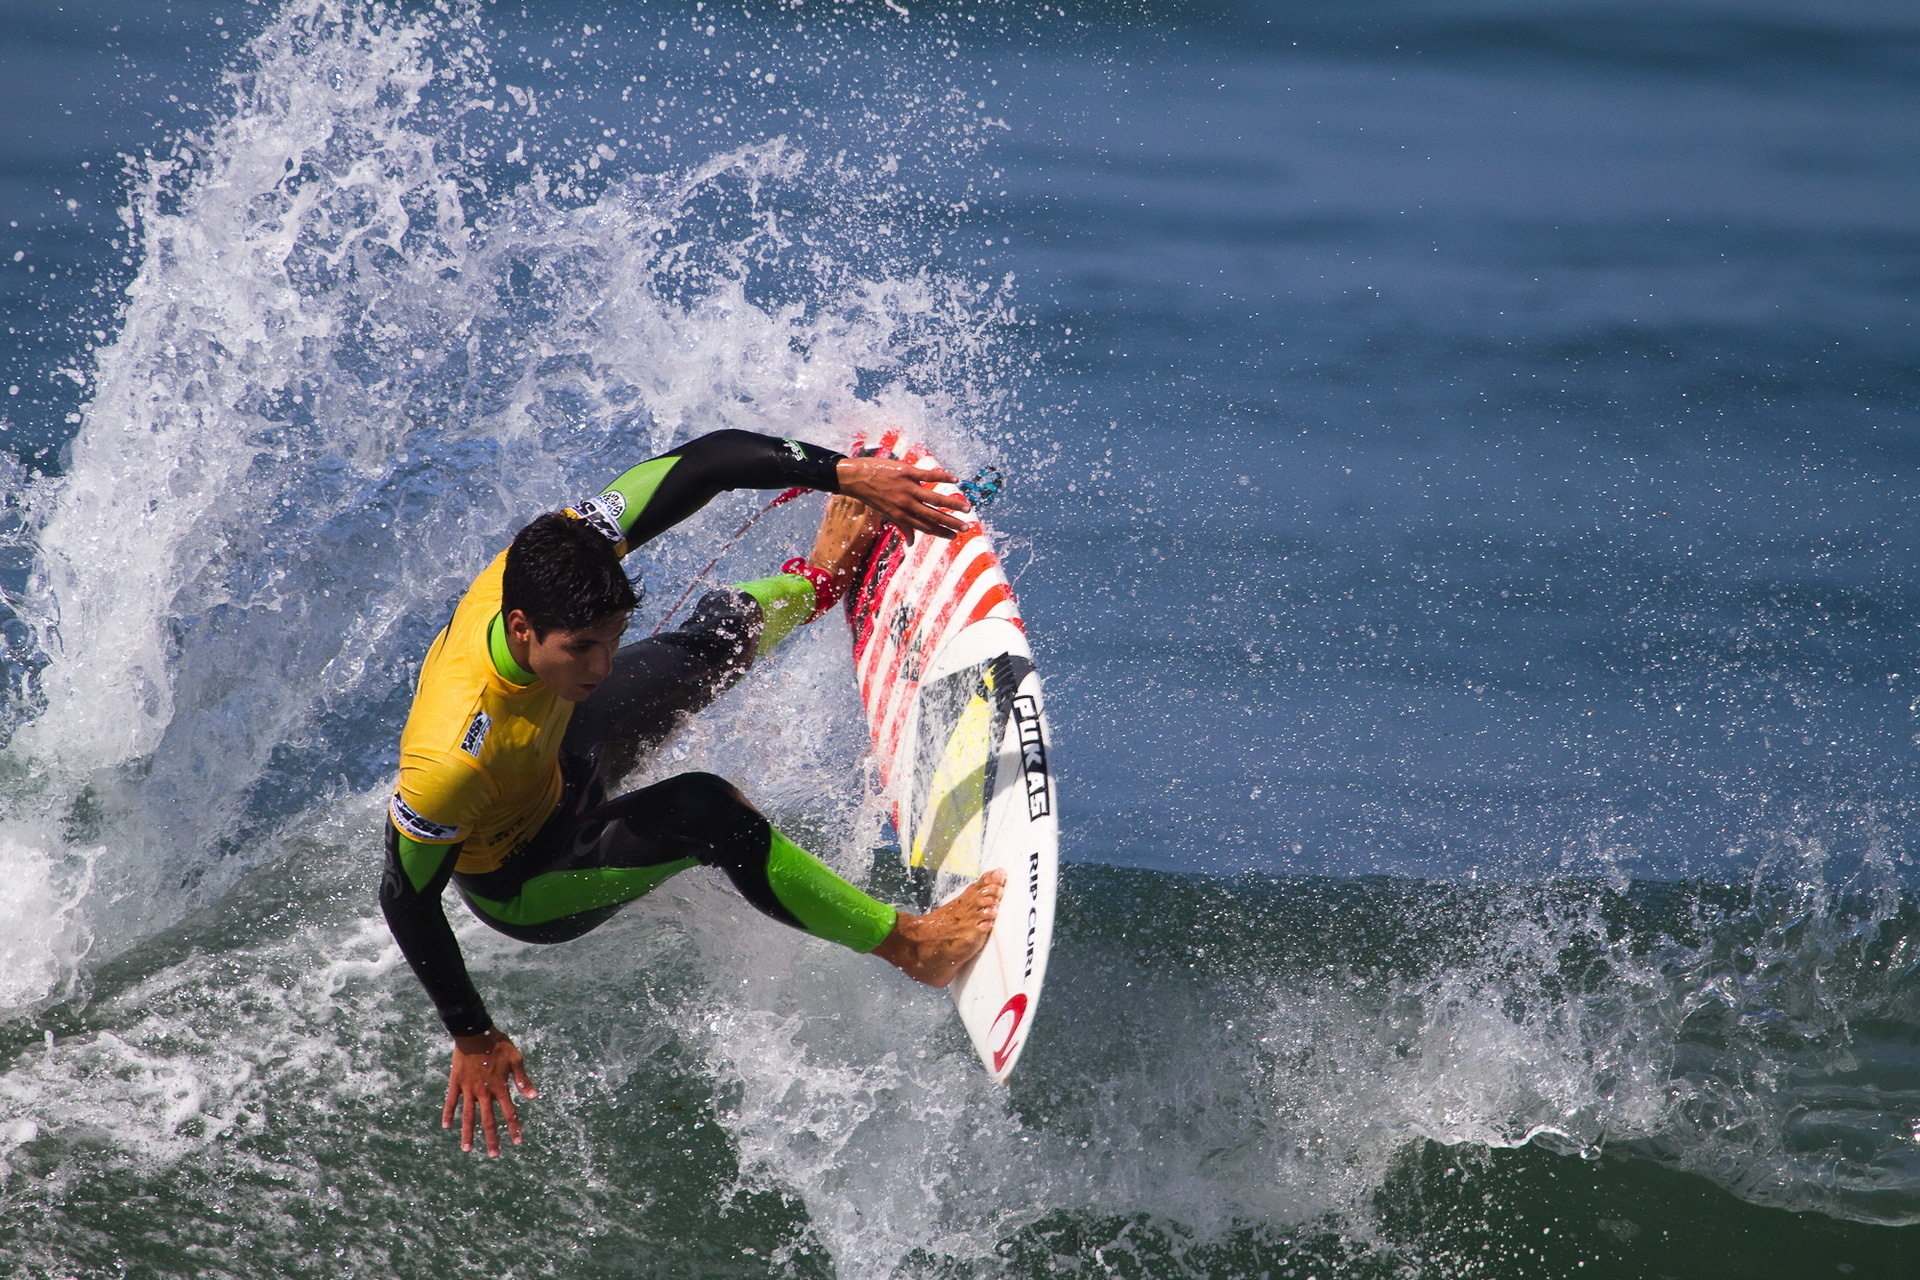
503, 608, 558, 646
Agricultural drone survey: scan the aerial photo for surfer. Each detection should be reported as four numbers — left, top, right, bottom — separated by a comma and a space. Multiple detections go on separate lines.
379, 428, 1008, 1157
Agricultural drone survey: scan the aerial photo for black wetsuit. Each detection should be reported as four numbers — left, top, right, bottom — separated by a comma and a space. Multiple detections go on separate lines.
379, 430, 896, 1038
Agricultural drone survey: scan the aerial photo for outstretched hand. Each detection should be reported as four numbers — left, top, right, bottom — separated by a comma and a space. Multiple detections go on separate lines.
834, 456, 972, 541
444, 1028, 537, 1157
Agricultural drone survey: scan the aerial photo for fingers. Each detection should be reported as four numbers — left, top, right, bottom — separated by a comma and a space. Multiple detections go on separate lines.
920, 483, 972, 516
500, 1091, 522, 1148
448, 1086, 523, 1156
479, 1092, 501, 1158
860, 459, 957, 487
446, 1051, 534, 1155
880, 489, 969, 539
839, 458, 976, 540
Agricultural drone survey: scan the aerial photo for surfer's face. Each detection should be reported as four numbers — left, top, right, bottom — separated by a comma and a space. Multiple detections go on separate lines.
519, 611, 628, 702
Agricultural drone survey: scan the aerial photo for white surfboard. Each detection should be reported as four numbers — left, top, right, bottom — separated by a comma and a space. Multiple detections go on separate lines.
844, 431, 1057, 1083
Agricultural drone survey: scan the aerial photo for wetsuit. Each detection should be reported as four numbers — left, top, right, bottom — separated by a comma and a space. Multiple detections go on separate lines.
380, 429, 897, 1038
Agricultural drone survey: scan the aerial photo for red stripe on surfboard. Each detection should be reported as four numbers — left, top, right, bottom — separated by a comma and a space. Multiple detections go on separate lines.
850, 426, 903, 457
871, 571, 1003, 765
870, 550, 1008, 769
960, 582, 1015, 628
855, 547, 913, 690
873, 544, 995, 723
863, 576, 964, 765
866, 545, 998, 760
852, 480, 970, 678
857, 544, 940, 739
862, 531, 988, 710
856, 523, 981, 693
841, 442, 1031, 801
863, 549, 994, 789
849, 531, 907, 667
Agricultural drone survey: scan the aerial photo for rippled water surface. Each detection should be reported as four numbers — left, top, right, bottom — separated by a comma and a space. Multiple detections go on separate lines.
1, 1, 1917, 1275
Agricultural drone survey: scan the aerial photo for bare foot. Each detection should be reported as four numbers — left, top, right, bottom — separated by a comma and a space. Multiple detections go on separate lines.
807, 494, 883, 596
871, 869, 1006, 987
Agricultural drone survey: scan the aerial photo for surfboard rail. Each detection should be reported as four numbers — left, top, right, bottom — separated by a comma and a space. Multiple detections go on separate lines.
843, 428, 1057, 1083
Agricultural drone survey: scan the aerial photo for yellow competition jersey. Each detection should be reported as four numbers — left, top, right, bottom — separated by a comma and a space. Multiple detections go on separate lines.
390, 552, 571, 874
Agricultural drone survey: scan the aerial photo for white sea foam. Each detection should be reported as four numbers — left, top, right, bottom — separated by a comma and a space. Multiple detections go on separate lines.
0, 0, 1006, 1017
0, 825, 95, 1014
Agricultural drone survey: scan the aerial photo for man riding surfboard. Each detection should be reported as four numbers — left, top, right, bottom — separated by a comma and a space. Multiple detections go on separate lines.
379, 428, 1006, 1156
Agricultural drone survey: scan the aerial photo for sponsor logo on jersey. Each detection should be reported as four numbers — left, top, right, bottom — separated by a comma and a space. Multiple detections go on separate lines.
782, 437, 807, 462
574, 491, 626, 543
459, 710, 491, 758
390, 793, 460, 843
1012, 693, 1050, 819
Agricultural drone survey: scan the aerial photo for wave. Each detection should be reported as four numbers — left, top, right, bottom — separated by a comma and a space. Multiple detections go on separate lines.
1, 2, 1916, 1275
0, 0, 1011, 1015
1, 846, 1914, 1277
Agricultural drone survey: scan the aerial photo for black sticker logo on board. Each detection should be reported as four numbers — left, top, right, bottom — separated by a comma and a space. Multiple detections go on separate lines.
1012, 693, 1050, 819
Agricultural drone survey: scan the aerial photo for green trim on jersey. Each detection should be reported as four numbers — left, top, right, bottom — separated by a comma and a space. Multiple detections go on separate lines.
735, 572, 818, 654
487, 612, 538, 685
766, 830, 897, 952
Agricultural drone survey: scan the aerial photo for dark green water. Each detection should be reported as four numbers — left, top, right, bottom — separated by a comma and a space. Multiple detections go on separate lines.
4, 859, 1917, 1276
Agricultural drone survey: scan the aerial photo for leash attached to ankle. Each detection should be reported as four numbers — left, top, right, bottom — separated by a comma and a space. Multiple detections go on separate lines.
782, 558, 843, 620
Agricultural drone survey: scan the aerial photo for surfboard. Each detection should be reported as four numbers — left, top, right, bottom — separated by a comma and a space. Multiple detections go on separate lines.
844, 430, 1058, 1083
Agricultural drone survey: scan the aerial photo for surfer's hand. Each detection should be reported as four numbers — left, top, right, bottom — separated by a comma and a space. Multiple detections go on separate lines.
444, 1028, 537, 1157
835, 456, 971, 541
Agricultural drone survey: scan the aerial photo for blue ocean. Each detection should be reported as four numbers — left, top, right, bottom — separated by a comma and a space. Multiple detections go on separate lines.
2, 1, 1917, 1274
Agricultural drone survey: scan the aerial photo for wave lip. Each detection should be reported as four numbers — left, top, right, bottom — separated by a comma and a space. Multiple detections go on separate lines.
0, 0, 1013, 1025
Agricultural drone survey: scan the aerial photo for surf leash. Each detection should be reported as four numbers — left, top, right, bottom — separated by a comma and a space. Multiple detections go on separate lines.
650, 486, 807, 634
649, 466, 1005, 634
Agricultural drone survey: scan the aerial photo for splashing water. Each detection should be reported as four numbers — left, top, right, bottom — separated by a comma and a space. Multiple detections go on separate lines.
0, 0, 1009, 1013
0, 2, 1916, 1277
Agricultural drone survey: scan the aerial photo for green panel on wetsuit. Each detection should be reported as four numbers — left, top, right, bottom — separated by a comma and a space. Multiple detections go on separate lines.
735, 572, 818, 653
599, 456, 682, 539
462, 858, 701, 926
765, 829, 897, 953
395, 831, 457, 894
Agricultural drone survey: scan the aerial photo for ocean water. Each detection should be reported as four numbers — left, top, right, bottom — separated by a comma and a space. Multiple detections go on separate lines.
1, 0, 1917, 1275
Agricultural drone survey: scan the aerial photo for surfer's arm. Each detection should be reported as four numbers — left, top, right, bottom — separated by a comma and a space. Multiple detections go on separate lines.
573, 429, 968, 551
380, 824, 538, 1156
576, 429, 845, 552
378, 826, 494, 1037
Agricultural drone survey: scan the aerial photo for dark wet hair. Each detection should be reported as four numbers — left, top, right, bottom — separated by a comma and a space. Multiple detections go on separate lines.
501, 511, 641, 637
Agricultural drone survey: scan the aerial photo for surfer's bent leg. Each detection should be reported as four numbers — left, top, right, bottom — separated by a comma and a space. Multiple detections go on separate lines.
455, 772, 895, 950
562, 570, 822, 788
451, 577, 891, 949
561, 588, 762, 788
